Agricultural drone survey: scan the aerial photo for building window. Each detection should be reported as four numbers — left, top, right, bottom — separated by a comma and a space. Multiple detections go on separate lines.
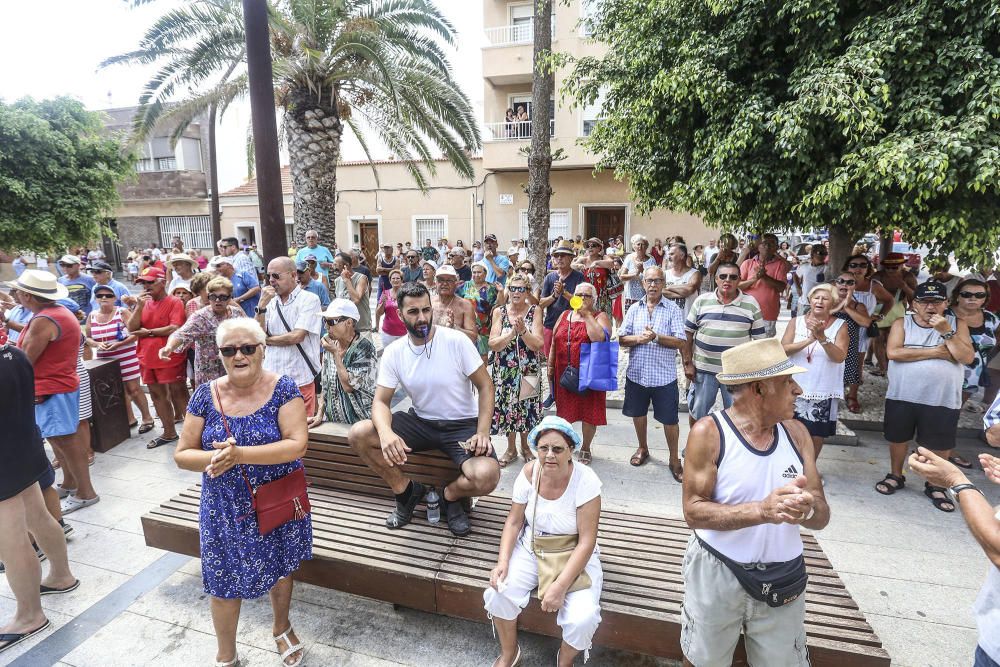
135, 159, 154, 173
509, 3, 533, 42
159, 215, 213, 250
581, 86, 607, 137
519, 209, 571, 242
285, 224, 295, 248
580, 0, 599, 36
156, 157, 177, 170
412, 215, 448, 246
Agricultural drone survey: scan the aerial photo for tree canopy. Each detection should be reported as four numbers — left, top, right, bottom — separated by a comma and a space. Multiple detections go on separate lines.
565, 0, 1000, 267
0, 97, 133, 253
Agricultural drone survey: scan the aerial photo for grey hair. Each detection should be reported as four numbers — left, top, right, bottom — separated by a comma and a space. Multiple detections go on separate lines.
216, 317, 266, 347
630, 233, 649, 246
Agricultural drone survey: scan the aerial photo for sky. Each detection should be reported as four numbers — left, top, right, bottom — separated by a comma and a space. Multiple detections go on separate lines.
0, 0, 485, 193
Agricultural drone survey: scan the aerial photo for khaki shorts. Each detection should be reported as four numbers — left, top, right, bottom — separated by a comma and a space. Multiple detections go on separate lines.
681, 536, 810, 667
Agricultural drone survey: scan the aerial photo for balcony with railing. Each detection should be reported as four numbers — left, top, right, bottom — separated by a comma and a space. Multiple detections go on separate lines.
484, 23, 535, 47
482, 20, 555, 84
483, 120, 555, 142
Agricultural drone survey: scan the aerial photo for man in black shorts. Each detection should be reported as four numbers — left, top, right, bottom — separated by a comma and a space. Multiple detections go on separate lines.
349, 282, 500, 536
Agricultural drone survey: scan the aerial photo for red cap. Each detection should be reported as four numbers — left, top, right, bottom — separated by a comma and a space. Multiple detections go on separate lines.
136, 267, 166, 282
882, 253, 906, 265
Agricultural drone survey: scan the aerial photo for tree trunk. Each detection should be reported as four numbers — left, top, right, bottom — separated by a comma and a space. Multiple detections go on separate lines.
827, 223, 853, 280
284, 87, 342, 249
208, 103, 222, 243
525, 0, 554, 283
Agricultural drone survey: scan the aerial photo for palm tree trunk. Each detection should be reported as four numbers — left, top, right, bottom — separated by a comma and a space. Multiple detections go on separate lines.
284, 88, 342, 248
526, 0, 554, 281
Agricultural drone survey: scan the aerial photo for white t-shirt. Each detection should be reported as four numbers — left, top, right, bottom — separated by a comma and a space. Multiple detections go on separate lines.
796, 263, 828, 297
513, 462, 602, 541
377, 325, 483, 420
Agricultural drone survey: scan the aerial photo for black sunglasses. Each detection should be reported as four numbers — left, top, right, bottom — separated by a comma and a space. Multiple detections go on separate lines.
208, 294, 231, 302
219, 343, 261, 357
508, 286, 527, 293
959, 291, 988, 299
835, 278, 856, 285
324, 317, 349, 326
847, 262, 868, 269
95, 293, 115, 299
519, 266, 535, 273
268, 272, 287, 280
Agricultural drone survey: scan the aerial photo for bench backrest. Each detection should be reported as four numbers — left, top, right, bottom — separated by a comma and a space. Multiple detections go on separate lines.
306, 422, 460, 498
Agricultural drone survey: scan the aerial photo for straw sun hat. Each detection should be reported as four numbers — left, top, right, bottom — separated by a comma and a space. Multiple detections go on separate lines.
716, 338, 807, 386
4, 269, 69, 301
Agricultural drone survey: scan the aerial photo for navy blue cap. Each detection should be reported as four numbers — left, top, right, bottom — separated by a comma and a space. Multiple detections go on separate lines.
914, 280, 948, 301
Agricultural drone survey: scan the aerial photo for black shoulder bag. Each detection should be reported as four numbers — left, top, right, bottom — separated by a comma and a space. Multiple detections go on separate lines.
558, 312, 586, 395
273, 298, 321, 392
696, 534, 808, 608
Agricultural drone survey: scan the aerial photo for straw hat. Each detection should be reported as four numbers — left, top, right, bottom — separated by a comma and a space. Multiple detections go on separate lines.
168, 253, 197, 266
552, 240, 576, 256
717, 338, 807, 385
4, 269, 69, 301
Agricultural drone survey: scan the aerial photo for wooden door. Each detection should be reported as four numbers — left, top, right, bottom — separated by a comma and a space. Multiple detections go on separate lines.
586, 207, 626, 241
360, 223, 379, 268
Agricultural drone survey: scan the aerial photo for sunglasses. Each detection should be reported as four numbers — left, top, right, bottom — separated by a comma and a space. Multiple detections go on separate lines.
95, 293, 115, 299
835, 278, 856, 285
519, 266, 535, 273
959, 291, 988, 299
586, 244, 602, 249
219, 343, 261, 357
324, 317, 349, 326
58, 263, 75, 268
717, 273, 740, 281
268, 272, 288, 280
208, 294, 231, 302
847, 262, 868, 269
536, 445, 567, 455
509, 286, 527, 293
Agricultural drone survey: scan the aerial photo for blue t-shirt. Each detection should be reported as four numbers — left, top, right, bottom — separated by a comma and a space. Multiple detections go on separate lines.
483, 254, 511, 284
540, 269, 585, 329
89, 279, 131, 310
4, 304, 31, 344
304, 279, 331, 308
231, 269, 261, 316
59, 274, 97, 316
296, 245, 336, 278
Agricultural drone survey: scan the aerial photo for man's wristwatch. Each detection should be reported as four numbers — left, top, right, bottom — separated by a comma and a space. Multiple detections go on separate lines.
946, 483, 984, 505
941, 329, 956, 340
255, 306, 267, 314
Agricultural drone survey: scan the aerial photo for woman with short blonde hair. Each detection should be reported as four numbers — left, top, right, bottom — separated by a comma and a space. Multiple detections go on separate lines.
162, 278, 245, 387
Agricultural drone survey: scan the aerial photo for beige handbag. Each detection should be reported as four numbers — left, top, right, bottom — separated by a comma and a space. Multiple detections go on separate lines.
514, 308, 541, 402
529, 461, 592, 598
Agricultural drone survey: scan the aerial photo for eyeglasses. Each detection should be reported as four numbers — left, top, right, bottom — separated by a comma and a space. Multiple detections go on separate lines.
959, 291, 988, 299
536, 445, 567, 455
58, 263, 74, 268
573, 294, 594, 300
324, 317, 349, 326
509, 286, 527, 293
717, 273, 740, 281
219, 343, 262, 357
644, 278, 665, 284
208, 294, 231, 302
519, 266, 535, 273
95, 294, 115, 299
847, 262, 868, 269
407, 255, 418, 260
268, 272, 288, 280
835, 278, 856, 285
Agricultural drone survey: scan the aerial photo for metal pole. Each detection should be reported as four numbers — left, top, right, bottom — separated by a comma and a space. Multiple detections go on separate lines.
242, 0, 285, 262
208, 104, 222, 243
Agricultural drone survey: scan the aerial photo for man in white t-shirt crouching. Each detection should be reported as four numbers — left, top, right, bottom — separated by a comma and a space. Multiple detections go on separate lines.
349, 281, 500, 536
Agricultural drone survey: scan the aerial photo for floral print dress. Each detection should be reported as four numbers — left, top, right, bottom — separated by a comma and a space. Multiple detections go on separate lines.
320, 336, 377, 424
489, 306, 542, 435
947, 308, 1000, 391
461, 280, 500, 355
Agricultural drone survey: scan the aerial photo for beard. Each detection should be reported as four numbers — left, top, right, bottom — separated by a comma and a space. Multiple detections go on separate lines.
404, 313, 433, 340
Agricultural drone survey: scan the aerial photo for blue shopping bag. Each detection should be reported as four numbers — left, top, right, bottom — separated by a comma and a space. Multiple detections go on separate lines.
578, 331, 619, 392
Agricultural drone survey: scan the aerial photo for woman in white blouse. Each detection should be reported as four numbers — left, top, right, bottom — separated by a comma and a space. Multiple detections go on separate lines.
484, 416, 603, 667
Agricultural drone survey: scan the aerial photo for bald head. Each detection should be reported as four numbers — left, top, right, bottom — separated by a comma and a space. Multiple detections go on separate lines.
267, 256, 298, 296
268, 256, 295, 273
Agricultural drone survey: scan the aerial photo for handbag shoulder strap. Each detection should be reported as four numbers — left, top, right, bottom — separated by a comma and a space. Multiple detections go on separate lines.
273, 297, 319, 378
212, 380, 255, 499
529, 460, 542, 553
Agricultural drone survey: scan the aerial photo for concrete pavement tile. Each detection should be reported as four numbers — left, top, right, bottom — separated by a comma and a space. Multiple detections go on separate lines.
0, 601, 73, 663
818, 509, 980, 556
303, 641, 406, 666
863, 612, 979, 667
817, 539, 986, 590
59, 611, 275, 667
61, 495, 161, 536
0, 561, 129, 618
86, 472, 186, 506
86, 454, 196, 485
63, 524, 163, 576
836, 570, 980, 629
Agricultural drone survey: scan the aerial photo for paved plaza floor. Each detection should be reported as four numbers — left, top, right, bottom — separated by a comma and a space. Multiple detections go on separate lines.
1, 408, 997, 667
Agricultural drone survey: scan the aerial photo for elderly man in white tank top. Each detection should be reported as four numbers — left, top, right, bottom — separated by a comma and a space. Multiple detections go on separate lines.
681, 338, 831, 667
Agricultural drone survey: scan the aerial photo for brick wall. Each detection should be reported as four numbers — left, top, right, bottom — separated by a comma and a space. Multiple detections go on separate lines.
118, 171, 209, 201
116, 216, 160, 253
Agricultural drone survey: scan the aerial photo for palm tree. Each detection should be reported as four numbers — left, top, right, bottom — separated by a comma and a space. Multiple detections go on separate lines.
104, 0, 481, 245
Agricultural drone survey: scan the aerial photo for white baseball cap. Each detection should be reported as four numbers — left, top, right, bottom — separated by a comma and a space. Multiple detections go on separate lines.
322, 298, 361, 321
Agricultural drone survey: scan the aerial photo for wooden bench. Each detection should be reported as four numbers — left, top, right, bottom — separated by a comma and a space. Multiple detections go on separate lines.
142, 423, 890, 666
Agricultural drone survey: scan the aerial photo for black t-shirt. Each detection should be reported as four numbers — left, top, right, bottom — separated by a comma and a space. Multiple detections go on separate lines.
0, 345, 51, 500
541, 269, 585, 329
457, 265, 472, 282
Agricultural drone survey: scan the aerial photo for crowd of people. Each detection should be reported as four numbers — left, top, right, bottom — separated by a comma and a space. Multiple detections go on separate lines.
2, 227, 999, 667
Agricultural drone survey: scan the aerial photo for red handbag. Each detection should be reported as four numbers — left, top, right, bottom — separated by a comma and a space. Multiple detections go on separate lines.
213, 382, 311, 536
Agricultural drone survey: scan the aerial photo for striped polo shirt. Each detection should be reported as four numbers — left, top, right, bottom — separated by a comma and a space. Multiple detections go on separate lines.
685, 290, 766, 374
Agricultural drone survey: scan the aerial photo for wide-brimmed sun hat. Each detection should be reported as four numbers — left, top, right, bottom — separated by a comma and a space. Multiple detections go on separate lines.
527, 416, 582, 451
717, 338, 807, 385
4, 269, 69, 300
168, 253, 197, 266
552, 240, 576, 256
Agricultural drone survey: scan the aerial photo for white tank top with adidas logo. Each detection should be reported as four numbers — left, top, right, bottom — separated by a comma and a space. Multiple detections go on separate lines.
695, 410, 806, 563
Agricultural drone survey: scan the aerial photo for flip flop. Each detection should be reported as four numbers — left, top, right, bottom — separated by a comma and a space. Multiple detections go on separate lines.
670, 463, 684, 484
949, 455, 974, 470
127, 421, 138, 429
137, 422, 155, 434
0, 619, 51, 654
146, 435, 178, 450
40, 579, 80, 596
87, 451, 95, 466
60, 495, 100, 515
630, 449, 650, 466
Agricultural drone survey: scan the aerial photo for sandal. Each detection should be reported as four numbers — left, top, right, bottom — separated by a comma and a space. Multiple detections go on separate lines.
875, 473, 905, 495
0, 619, 51, 654
630, 448, 650, 467
923, 483, 955, 513
577, 450, 592, 465
273, 626, 304, 667
215, 656, 240, 667
87, 451, 95, 466
491, 645, 522, 667
520, 448, 536, 463
137, 422, 155, 435
845, 396, 861, 413
870, 369, 886, 377
146, 435, 178, 450
498, 450, 518, 469
949, 455, 973, 470
40, 579, 80, 596
61, 495, 100, 515
670, 462, 684, 484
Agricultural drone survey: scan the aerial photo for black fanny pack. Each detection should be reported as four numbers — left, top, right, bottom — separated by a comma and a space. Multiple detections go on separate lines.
697, 535, 808, 607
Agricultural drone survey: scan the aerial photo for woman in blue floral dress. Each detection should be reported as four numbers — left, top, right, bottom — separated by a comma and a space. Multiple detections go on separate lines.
488, 274, 544, 467
174, 318, 311, 667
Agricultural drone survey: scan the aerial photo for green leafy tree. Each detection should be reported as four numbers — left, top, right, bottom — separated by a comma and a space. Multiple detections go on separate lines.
564, 0, 1000, 269
0, 97, 133, 254
107, 0, 481, 246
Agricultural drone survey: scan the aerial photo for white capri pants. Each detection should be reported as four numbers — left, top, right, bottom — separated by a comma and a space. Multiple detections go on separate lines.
483, 541, 603, 657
